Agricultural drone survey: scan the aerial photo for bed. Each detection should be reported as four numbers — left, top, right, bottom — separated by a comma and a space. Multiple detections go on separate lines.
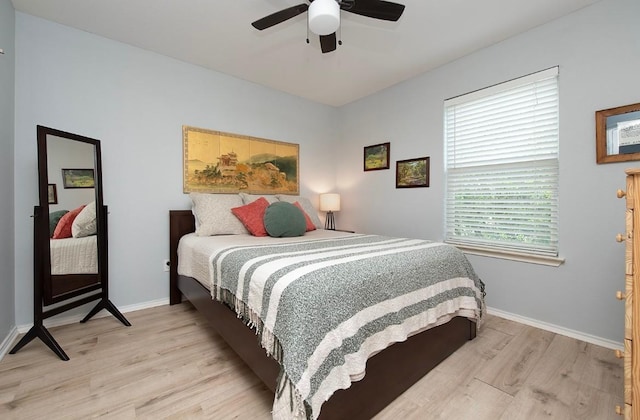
47, 234, 100, 301
169, 203, 485, 419
46, 201, 101, 301
50, 235, 98, 275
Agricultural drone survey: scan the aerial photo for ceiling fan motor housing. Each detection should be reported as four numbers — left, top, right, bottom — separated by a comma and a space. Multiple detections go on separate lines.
308, 0, 340, 35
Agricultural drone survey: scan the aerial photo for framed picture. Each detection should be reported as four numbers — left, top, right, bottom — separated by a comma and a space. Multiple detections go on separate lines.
62, 169, 95, 189
47, 184, 58, 204
364, 142, 390, 171
396, 157, 430, 188
183, 126, 299, 194
596, 102, 640, 164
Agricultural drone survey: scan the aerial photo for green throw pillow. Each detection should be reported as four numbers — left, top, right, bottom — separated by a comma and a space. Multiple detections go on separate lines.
49, 210, 69, 237
263, 202, 306, 237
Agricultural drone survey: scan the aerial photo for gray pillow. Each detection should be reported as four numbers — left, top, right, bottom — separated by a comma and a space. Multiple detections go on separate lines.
190, 193, 249, 236
276, 194, 323, 229
72, 201, 97, 238
263, 202, 306, 237
239, 192, 278, 205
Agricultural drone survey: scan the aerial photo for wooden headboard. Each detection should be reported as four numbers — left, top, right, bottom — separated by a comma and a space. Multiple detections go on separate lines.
169, 210, 195, 305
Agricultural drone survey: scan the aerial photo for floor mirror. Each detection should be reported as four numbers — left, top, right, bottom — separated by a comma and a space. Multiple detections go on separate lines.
10, 126, 130, 361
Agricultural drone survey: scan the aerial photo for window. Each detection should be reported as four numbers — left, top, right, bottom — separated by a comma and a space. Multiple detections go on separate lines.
444, 67, 559, 261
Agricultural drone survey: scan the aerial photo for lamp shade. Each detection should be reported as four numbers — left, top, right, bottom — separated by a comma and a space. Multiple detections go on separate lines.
308, 0, 340, 36
319, 193, 341, 212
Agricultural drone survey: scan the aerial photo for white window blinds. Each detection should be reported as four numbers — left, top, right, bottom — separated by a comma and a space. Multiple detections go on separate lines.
444, 67, 559, 257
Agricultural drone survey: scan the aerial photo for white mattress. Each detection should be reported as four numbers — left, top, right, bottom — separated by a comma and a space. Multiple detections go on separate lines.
50, 236, 98, 275
177, 230, 355, 289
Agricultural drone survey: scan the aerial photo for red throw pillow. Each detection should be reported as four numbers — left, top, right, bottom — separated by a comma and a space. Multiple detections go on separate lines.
294, 201, 316, 232
52, 205, 86, 239
231, 197, 269, 236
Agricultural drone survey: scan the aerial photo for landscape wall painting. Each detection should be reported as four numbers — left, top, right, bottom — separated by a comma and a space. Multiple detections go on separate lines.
396, 157, 430, 188
364, 142, 390, 171
183, 126, 299, 195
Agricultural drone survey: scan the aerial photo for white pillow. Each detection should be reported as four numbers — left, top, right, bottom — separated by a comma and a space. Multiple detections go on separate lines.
72, 201, 97, 238
190, 193, 248, 236
276, 195, 323, 229
239, 193, 278, 205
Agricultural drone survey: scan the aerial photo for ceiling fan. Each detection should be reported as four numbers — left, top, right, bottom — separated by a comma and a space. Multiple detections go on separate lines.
251, 0, 405, 53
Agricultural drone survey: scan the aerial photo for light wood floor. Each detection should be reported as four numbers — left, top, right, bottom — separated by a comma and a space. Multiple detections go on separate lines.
0, 303, 623, 419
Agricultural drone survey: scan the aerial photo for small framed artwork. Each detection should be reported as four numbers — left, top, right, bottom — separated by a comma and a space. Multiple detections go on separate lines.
62, 168, 95, 189
596, 102, 640, 164
47, 184, 58, 204
396, 157, 430, 188
364, 142, 390, 171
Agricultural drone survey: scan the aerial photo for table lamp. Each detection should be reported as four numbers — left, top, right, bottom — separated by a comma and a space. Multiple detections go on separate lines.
319, 193, 340, 230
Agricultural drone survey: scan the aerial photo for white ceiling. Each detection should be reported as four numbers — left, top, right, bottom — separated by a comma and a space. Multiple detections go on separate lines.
11, 0, 600, 107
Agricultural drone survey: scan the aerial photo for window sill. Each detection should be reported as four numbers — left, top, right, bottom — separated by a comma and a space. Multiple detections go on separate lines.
447, 243, 565, 267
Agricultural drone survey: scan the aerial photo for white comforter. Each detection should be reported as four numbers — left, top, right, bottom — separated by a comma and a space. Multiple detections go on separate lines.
50, 236, 98, 275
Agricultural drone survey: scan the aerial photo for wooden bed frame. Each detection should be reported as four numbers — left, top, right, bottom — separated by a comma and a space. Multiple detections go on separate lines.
169, 209, 476, 419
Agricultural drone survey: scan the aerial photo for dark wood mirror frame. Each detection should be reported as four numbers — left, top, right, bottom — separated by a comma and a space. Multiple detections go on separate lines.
596, 102, 640, 164
10, 126, 130, 361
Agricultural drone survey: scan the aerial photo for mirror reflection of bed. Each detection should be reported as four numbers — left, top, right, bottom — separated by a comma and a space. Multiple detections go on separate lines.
47, 135, 100, 301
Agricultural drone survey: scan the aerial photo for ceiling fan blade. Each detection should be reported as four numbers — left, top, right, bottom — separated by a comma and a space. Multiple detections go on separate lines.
320, 33, 337, 53
348, 0, 405, 21
251, 4, 309, 30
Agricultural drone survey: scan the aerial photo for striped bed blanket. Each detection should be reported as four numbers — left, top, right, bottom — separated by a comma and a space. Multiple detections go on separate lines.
209, 234, 485, 419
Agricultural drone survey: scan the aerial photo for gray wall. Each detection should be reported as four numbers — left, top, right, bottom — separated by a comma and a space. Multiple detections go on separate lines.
13, 13, 339, 325
0, 0, 16, 347
8, 0, 639, 346
337, 0, 640, 344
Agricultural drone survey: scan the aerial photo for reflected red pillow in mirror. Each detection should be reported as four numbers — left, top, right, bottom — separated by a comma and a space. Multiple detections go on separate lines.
52, 205, 85, 239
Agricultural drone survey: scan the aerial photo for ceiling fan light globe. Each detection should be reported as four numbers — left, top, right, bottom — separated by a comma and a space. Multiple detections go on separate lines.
308, 0, 340, 36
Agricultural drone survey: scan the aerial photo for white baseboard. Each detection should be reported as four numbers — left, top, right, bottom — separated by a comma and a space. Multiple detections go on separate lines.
487, 306, 623, 351
0, 326, 19, 361
0, 298, 169, 362
15, 297, 169, 334
3, 300, 621, 362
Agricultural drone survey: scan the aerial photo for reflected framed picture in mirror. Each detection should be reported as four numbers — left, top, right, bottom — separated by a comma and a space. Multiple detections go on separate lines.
47, 183, 57, 204
596, 102, 640, 164
62, 168, 95, 188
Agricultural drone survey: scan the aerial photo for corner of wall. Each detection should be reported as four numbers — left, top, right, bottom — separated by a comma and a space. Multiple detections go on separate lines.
0, 0, 17, 345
